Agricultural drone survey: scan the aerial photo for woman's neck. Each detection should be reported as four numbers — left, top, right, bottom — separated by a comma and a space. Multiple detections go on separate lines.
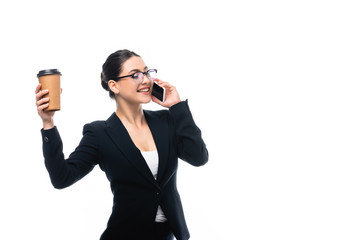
115, 99, 145, 127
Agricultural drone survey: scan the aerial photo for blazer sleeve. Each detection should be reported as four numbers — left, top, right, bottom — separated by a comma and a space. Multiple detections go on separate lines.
169, 100, 209, 166
41, 124, 99, 189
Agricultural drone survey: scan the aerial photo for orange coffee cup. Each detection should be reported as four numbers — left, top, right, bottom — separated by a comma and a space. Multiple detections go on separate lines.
37, 69, 62, 111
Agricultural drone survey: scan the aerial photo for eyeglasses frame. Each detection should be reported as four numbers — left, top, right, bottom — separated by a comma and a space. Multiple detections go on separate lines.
114, 69, 157, 81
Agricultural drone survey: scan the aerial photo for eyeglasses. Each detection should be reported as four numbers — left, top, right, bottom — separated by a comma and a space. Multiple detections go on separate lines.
114, 69, 157, 83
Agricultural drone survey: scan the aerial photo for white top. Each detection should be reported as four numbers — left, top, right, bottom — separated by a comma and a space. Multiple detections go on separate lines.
141, 150, 160, 179
141, 150, 167, 222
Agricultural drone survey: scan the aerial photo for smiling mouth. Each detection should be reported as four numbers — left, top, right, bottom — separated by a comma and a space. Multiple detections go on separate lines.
137, 88, 150, 93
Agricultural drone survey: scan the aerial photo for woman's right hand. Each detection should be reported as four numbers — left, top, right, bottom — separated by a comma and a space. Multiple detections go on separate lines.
35, 84, 55, 130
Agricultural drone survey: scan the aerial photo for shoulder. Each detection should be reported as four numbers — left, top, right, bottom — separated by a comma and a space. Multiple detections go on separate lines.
144, 101, 191, 123
144, 108, 170, 120
82, 120, 107, 135
86, 120, 107, 128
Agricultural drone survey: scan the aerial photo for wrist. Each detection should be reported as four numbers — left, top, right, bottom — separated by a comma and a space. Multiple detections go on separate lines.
43, 119, 54, 130
169, 99, 182, 108
170, 100, 181, 108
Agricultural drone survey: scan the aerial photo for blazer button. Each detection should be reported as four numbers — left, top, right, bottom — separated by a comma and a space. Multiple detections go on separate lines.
44, 137, 49, 142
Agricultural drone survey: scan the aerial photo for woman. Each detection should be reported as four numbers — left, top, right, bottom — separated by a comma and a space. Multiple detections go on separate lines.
35, 49, 208, 240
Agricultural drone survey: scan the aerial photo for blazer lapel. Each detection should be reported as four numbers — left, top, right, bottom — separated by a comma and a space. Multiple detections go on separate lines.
105, 113, 160, 189
144, 110, 169, 184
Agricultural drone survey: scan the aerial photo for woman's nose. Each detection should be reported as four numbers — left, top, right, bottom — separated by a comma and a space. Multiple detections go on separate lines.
141, 74, 152, 84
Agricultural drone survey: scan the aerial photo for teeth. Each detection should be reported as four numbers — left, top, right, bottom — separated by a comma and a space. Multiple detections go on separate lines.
138, 88, 149, 92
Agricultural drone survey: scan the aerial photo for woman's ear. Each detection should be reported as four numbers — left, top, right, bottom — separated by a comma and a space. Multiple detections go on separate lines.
108, 80, 120, 95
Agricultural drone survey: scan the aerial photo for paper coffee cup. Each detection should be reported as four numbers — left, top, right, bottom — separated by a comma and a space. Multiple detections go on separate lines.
37, 69, 62, 111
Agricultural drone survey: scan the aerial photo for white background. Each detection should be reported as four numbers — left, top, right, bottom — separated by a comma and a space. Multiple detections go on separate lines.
0, 0, 360, 239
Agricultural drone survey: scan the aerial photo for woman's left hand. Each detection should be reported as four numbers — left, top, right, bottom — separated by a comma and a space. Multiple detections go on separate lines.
151, 79, 181, 108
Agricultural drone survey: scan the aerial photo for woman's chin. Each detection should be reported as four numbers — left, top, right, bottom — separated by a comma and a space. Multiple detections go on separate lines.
139, 96, 152, 104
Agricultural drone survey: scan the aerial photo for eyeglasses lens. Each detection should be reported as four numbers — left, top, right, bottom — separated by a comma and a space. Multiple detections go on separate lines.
132, 69, 157, 82
133, 72, 143, 81
147, 69, 157, 81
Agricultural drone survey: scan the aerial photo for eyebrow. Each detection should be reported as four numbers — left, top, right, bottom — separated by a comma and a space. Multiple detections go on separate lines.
128, 66, 148, 74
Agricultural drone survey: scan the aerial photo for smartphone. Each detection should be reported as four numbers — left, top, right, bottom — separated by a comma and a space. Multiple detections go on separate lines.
152, 81, 165, 102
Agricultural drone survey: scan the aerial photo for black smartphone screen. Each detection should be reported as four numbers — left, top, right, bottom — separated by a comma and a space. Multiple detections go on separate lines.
152, 82, 165, 102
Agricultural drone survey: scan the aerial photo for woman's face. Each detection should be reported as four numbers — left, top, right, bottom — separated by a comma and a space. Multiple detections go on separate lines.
113, 56, 153, 104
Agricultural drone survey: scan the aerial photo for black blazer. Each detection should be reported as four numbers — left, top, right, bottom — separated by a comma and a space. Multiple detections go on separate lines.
41, 100, 208, 240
